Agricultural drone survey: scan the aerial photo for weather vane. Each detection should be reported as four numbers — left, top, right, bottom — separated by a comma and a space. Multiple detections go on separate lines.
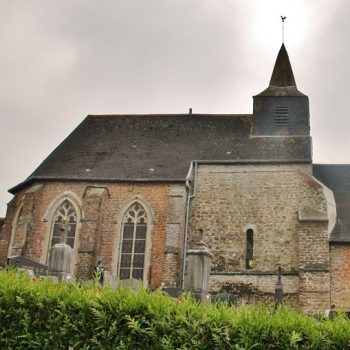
281, 16, 286, 43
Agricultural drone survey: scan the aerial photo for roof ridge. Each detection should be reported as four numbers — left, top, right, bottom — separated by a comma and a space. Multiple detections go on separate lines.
314, 163, 350, 166
86, 113, 253, 118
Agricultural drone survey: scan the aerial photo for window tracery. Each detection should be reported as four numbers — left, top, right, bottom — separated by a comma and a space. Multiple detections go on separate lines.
51, 200, 77, 249
118, 203, 147, 280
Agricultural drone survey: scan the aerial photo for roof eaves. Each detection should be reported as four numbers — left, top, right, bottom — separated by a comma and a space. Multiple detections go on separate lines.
193, 159, 312, 165
9, 176, 187, 195
86, 113, 253, 118
329, 238, 350, 244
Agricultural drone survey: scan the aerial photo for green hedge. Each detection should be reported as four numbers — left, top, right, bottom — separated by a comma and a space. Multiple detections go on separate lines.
0, 270, 350, 349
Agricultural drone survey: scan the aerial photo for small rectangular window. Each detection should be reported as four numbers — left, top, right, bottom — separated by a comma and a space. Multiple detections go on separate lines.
274, 106, 288, 126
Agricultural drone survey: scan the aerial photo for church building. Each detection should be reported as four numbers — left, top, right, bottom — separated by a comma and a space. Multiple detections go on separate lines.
1, 44, 350, 313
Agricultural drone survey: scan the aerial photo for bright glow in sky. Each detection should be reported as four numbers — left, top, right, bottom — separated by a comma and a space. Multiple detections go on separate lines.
1, 0, 350, 216
252, 2, 310, 48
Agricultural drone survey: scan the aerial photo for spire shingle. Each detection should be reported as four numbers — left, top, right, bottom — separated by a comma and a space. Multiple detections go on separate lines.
270, 44, 296, 87
256, 44, 305, 96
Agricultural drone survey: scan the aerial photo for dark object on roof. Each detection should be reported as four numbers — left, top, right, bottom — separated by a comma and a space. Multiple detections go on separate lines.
257, 44, 305, 97
9, 114, 312, 194
313, 164, 350, 243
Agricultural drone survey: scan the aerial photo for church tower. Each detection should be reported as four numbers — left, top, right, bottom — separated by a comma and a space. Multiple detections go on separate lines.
252, 44, 310, 138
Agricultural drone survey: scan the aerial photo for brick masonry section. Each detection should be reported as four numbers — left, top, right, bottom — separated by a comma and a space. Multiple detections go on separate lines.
0, 182, 186, 290
330, 244, 350, 308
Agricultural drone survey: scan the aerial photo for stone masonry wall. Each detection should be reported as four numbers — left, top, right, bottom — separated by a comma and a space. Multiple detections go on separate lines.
163, 187, 187, 287
297, 172, 331, 313
210, 273, 299, 307
188, 164, 331, 312
0, 182, 186, 289
0, 194, 25, 263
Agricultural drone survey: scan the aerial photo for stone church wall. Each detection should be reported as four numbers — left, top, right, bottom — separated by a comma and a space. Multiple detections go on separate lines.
188, 163, 331, 312
209, 273, 299, 307
0, 164, 340, 312
0, 182, 187, 290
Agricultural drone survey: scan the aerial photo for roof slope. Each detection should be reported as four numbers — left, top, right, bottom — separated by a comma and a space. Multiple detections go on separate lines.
313, 164, 350, 242
10, 114, 312, 193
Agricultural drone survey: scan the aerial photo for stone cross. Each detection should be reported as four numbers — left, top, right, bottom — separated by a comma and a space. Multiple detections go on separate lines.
275, 266, 284, 309
278, 266, 282, 283
59, 220, 68, 244
185, 229, 213, 302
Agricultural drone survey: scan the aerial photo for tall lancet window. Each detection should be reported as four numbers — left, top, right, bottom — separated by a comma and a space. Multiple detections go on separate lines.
119, 203, 147, 280
51, 200, 77, 249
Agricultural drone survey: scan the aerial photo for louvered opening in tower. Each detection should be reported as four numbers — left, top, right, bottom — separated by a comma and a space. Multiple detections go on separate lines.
274, 107, 289, 126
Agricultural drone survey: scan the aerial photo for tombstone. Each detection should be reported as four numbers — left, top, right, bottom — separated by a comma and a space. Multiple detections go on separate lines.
185, 229, 213, 302
163, 287, 184, 298
212, 290, 235, 306
48, 243, 72, 281
7, 255, 48, 276
117, 278, 143, 291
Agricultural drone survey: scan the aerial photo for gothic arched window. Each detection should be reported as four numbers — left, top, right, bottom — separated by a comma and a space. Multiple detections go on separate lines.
118, 203, 147, 280
51, 200, 77, 249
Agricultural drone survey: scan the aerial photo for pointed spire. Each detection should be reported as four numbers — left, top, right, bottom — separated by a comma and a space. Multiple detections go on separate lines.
255, 44, 305, 97
270, 44, 296, 87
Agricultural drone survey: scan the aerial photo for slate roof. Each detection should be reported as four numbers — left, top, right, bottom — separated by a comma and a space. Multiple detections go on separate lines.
256, 44, 305, 97
313, 164, 350, 243
9, 114, 312, 193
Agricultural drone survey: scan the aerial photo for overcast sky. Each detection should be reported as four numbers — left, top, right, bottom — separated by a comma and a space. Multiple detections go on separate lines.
1, 0, 350, 216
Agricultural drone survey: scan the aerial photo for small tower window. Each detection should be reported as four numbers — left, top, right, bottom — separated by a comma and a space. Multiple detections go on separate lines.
274, 106, 288, 126
246, 229, 254, 269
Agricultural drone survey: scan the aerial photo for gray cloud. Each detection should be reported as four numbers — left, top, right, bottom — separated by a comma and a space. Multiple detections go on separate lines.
1, 0, 350, 215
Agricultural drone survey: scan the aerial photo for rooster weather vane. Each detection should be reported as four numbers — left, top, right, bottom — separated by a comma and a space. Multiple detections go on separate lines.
281, 16, 287, 43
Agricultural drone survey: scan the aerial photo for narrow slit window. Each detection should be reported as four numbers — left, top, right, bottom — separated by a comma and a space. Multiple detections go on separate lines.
274, 106, 288, 126
246, 229, 254, 269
